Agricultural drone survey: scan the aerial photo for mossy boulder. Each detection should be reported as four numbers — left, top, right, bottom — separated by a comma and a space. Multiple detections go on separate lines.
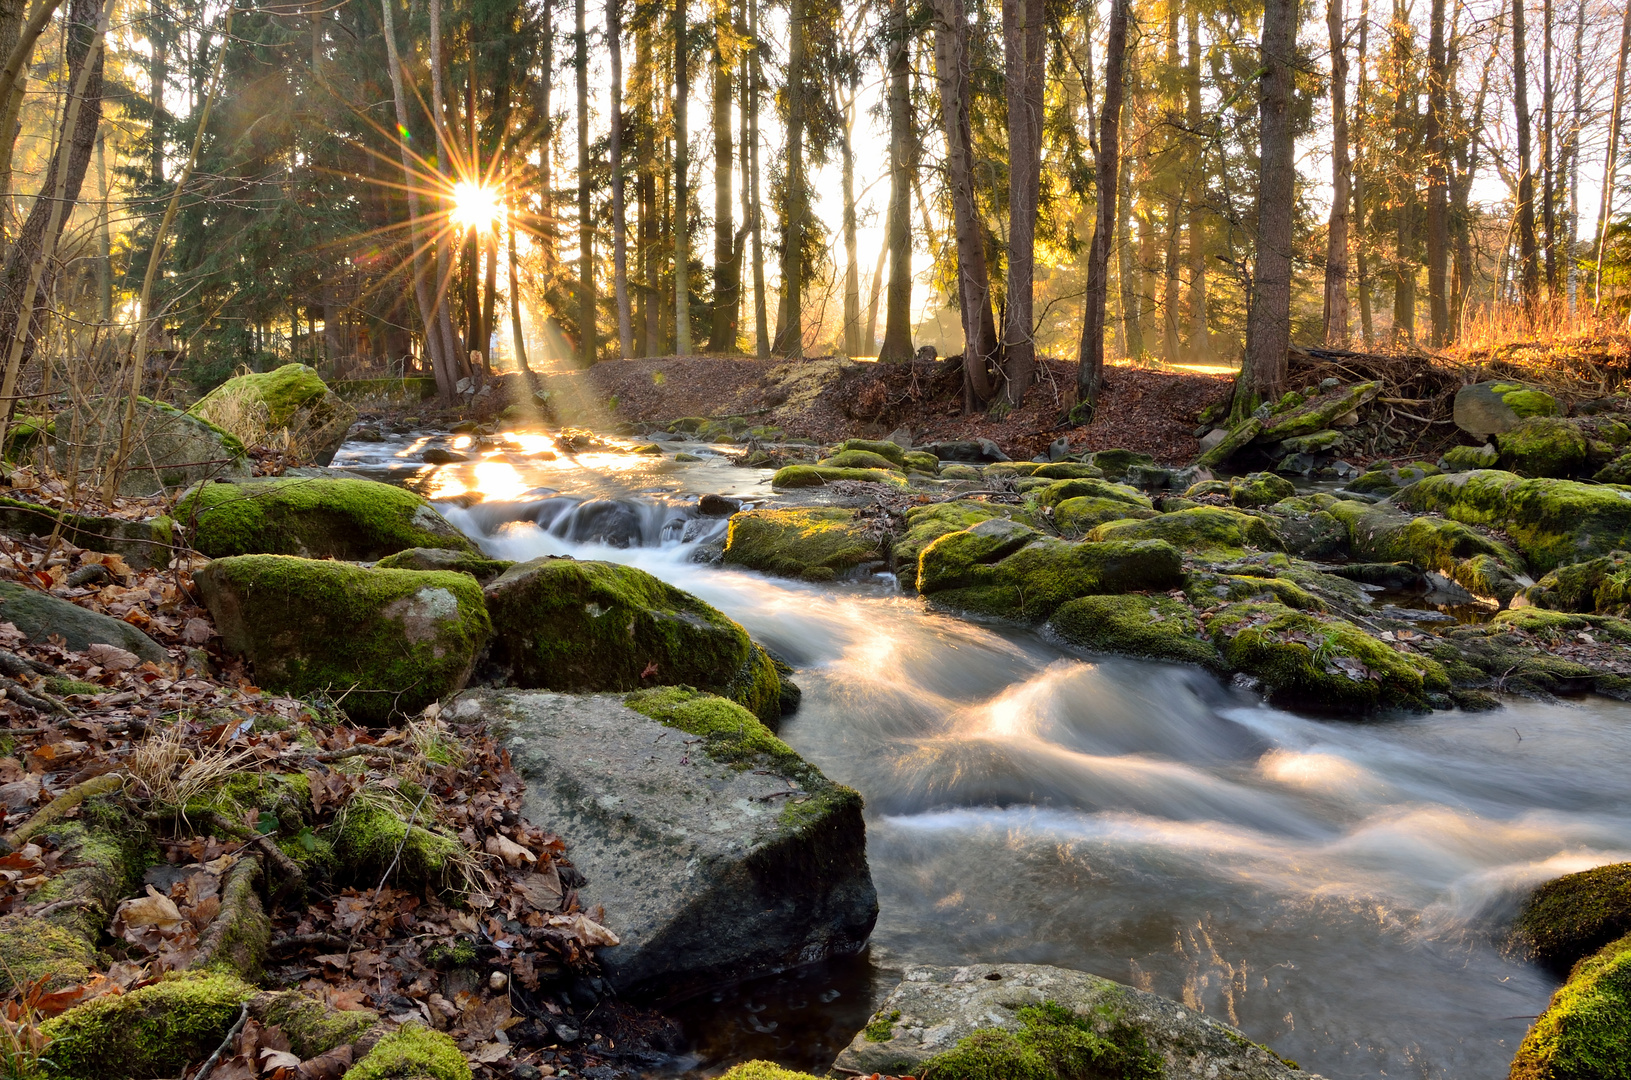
1454, 381, 1559, 437
770, 464, 907, 489
723, 507, 885, 582
918, 520, 1184, 621
1522, 551, 1631, 615
903, 450, 941, 474
53, 397, 251, 496
374, 546, 515, 582
1184, 472, 1295, 508
1036, 477, 1150, 510
1207, 602, 1449, 713
1348, 461, 1442, 498
1031, 461, 1105, 480
1261, 380, 1380, 439
1395, 470, 1631, 572
1049, 595, 1224, 670
717, 1064, 817, 1080
1508, 932, 1631, 1080
1087, 449, 1155, 477
818, 448, 905, 471
1442, 442, 1500, 471
190, 363, 358, 465
1511, 862, 1631, 972
0, 580, 169, 664
39, 972, 255, 1080
176, 477, 475, 560
482, 558, 782, 725
1328, 500, 1528, 601
892, 502, 1001, 577
1428, 621, 1604, 697
1497, 417, 1590, 478
1488, 607, 1631, 644
941, 464, 983, 481
249, 990, 378, 1060
195, 556, 491, 724
343, 1024, 471, 1080
833, 438, 908, 466
1594, 452, 1631, 484
1195, 417, 1263, 468
0, 496, 174, 568
1270, 506, 1350, 561
1052, 497, 1158, 537
1089, 506, 1280, 556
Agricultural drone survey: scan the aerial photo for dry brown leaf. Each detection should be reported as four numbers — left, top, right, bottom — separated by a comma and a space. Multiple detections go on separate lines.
113, 886, 188, 940
484, 833, 535, 866
86, 643, 140, 671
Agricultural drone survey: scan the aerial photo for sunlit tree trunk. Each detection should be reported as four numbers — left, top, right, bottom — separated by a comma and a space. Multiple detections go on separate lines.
1186, 8, 1208, 358
707, 0, 736, 351
673, 0, 693, 354
429, 0, 466, 380
609, 0, 633, 357
839, 89, 860, 356
1075, 0, 1128, 418
576, 0, 596, 363
1354, 0, 1374, 345
1542, 0, 1556, 302
508, 207, 531, 371
1425, 0, 1448, 344
878, 0, 914, 362
775, 0, 806, 357
997, 0, 1043, 399
1323, 0, 1352, 345
1514, 0, 1541, 312
747, 0, 768, 355
1595, 0, 1630, 311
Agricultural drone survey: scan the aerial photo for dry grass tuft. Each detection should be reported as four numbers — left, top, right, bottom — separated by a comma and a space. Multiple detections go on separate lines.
125, 718, 255, 813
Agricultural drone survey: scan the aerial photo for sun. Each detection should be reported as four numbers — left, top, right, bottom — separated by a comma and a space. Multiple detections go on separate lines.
451, 181, 501, 232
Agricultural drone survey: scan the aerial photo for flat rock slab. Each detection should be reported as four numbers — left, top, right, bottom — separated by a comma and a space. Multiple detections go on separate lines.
456, 690, 877, 1000
0, 581, 168, 664
834, 962, 1314, 1080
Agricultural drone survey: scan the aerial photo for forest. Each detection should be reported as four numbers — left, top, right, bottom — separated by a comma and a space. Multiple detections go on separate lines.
0, 0, 1626, 425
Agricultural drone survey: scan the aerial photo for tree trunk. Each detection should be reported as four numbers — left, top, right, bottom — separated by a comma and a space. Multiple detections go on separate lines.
840, 91, 860, 356
1451, 13, 1494, 330
482, 229, 498, 372
429, 0, 465, 381
776, 0, 806, 357
866, 242, 887, 355
1235, 0, 1298, 417
1424, 0, 1448, 344
1185, 8, 1208, 358
577, 0, 596, 363
1565, 0, 1583, 310
1117, 146, 1141, 357
997, 0, 1043, 399
1542, 0, 1556, 302
1354, 0, 1374, 346
1389, 0, 1415, 346
707, 0, 735, 351
609, 0, 633, 357
1595, 0, 1631, 310
95, 128, 111, 321
673, 0, 693, 354
1514, 0, 1540, 312
1323, 0, 1351, 345
0, 0, 27, 232
878, 0, 915, 362
1075, 0, 1128, 418
637, 23, 661, 354
931, 0, 996, 402
540, 1, 555, 273
1161, 5, 1180, 364
508, 207, 531, 371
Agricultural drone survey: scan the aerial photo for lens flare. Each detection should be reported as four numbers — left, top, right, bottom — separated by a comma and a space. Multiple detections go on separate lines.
451, 181, 500, 232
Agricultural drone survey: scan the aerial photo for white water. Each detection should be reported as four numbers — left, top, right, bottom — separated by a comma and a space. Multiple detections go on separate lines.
430, 484, 1631, 1080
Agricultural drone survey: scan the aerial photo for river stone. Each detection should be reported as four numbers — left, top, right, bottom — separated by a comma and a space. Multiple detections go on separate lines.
53, 398, 251, 497
1453, 381, 1559, 436
832, 963, 1310, 1079
459, 689, 878, 1000
0, 581, 168, 664
0, 496, 174, 569
189, 363, 357, 466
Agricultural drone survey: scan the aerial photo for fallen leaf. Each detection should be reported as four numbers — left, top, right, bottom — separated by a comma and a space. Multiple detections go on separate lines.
86, 643, 140, 672
261, 1048, 303, 1070
485, 833, 535, 866
297, 1044, 353, 1080
515, 865, 562, 911
113, 886, 188, 940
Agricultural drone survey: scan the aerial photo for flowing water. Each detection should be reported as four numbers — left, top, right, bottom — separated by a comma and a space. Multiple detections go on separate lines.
336, 432, 1631, 1080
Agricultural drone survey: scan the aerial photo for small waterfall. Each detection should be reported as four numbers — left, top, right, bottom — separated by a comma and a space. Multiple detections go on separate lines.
444, 494, 733, 552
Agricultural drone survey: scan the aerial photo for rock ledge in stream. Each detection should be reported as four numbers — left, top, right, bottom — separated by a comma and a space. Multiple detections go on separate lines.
833, 963, 1311, 1080
459, 689, 877, 1001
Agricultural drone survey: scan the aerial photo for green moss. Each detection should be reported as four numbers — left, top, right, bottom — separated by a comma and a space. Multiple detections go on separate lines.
1512, 863, 1631, 972
1090, 506, 1281, 555
1228, 472, 1298, 507
0, 917, 96, 995
1049, 595, 1224, 670
188, 772, 312, 837
1500, 387, 1561, 419
834, 438, 908, 466
942, 464, 982, 480
1088, 449, 1155, 476
1349, 462, 1441, 497
327, 790, 465, 893
254, 991, 378, 1060
1524, 552, 1631, 616
191, 363, 339, 428
1208, 602, 1450, 713
39, 972, 254, 1080
624, 686, 798, 769
922, 1000, 1161, 1080
1594, 452, 1631, 484
1329, 500, 1526, 598
716, 1064, 822, 1080
343, 1024, 471, 1080
1053, 497, 1158, 537
1037, 478, 1151, 510
904, 451, 942, 474
486, 558, 780, 724
723, 507, 884, 580
1442, 443, 1499, 471
196, 557, 491, 725
818, 448, 905, 471
1498, 417, 1590, 477
770, 464, 908, 488
1260, 381, 1380, 439
1509, 933, 1631, 1080
1490, 608, 1631, 644
43, 676, 103, 696
865, 1009, 902, 1042
985, 462, 1046, 478
176, 477, 474, 560
1397, 471, 1631, 572
1031, 462, 1105, 480
374, 547, 515, 580
893, 503, 1002, 576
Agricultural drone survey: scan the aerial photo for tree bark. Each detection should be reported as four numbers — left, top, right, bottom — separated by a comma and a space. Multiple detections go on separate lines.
429, 0, 466, 381
1236, 0, 1298, 417
508, 207, 531, 371
840, 87, 861, 356
1389, 0, 1415, 346
576, 0, 596, 363
1595, 0, 1631, 311
1424, 0, 1448, 344
776, 0, 806, 357
1354, 0, 1374, 345
997, 0, 1043, 399
673, 0, 693, 354
1075, 0, 1128, 419
747, 0, 768, 355
1514, 0, 1540, 312
707, 0, 736, 351
1542, 0, 1556, 301
878, 0, 915, 362
609, 0, 633, 357
1323, 0, 1351, 345
1186, 8, 1208, 357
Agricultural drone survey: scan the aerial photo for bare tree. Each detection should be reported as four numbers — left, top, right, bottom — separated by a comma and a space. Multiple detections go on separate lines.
878, 0, 915, 362
1595, 0, 1631, 311
998, 0, 1044, 401
1425, 0, 1449, 344
1514, 0, 1541, 311
576, 0, 597, 362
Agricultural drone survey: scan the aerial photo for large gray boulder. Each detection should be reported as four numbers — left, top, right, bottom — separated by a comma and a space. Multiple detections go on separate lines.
1453, 381, 1559, 437
54, 398, 251, 497
0, 581, 168, 664
0, 497, 174, 569
456, 688, 877, 1000
833, 962, 1313, 1080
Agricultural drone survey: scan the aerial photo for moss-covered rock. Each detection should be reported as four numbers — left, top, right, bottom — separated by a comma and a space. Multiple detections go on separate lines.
1185, 472, 1296, 508
1348, 461, 1442, 497
1427, 622, 1603, 697
941, 464, 983, 481
39, 972, 254, 1080
1052, 497, 1157, 537
1089, 506, 1281, 556
1395, 470, 1631, 572
903, 450, 941, 474
1454, 381, 1559, 437
327, 789, 466, 893
0, 496, 174, 568
1088, 449, 1155, 477
195, 556, 491, 724
343, 1023, 471, 1080
918, 521, 1184, 621
1031, 461, 1105, 480
1261, 381, 1380, 439
1488, 608, 1631, 644
1497, 417, 1590, 478
1511, 862, 1631, 972
177, 477, 474, 560
1442, 443, 1500, 471
1271, 506, 1350, 561
0, 580, 169, 664
892, 502, 1001, 576
374, 546, 515, 582
53, 397, 251, 497
723, 507, 885, 581
1195, 417, 1263, 468
1522, 551, 1631, 615
770, 464, 908, 488
1508, 932, 1631, 1080
483, 558, 782, 724
717, 1064, 818, 1080
190, 363, 359, 465
984, 462, 1046, 478
1036, 477, 1150, 510
1328, 500, 1528, 601
1207, 602, 1449, 713
1049, 595, 1224, 670
818, 448, 905, 471
250, 990, 378, 1060
833, 438, 908, 466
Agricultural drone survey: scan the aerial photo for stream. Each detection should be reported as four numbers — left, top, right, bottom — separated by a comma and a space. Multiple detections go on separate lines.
335, 430, 1631, 1080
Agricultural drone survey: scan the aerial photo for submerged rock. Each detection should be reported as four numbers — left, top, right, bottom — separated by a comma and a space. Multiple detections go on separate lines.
189, 362, 358, 466
1395, 470, 1631, 572
832, 963, 1307, 1080
463, 689, 877, 1000
176, 476, 474, 560
0, 581, 168, 664
196, 555, 491, 724
482, 558, 783, 725
723, 507, 886, 581
1453, 381, 1558, 437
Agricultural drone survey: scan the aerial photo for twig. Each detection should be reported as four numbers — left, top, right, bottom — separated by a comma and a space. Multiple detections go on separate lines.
0, 675, 70, 716
194, 1000, 250, 1080
305, 744, 420, 765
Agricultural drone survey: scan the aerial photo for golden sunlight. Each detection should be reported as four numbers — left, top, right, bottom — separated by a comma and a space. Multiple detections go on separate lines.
451, 181, 501, 232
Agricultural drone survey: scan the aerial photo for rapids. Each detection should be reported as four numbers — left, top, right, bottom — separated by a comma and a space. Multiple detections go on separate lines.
336, 433, 1631, 1079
